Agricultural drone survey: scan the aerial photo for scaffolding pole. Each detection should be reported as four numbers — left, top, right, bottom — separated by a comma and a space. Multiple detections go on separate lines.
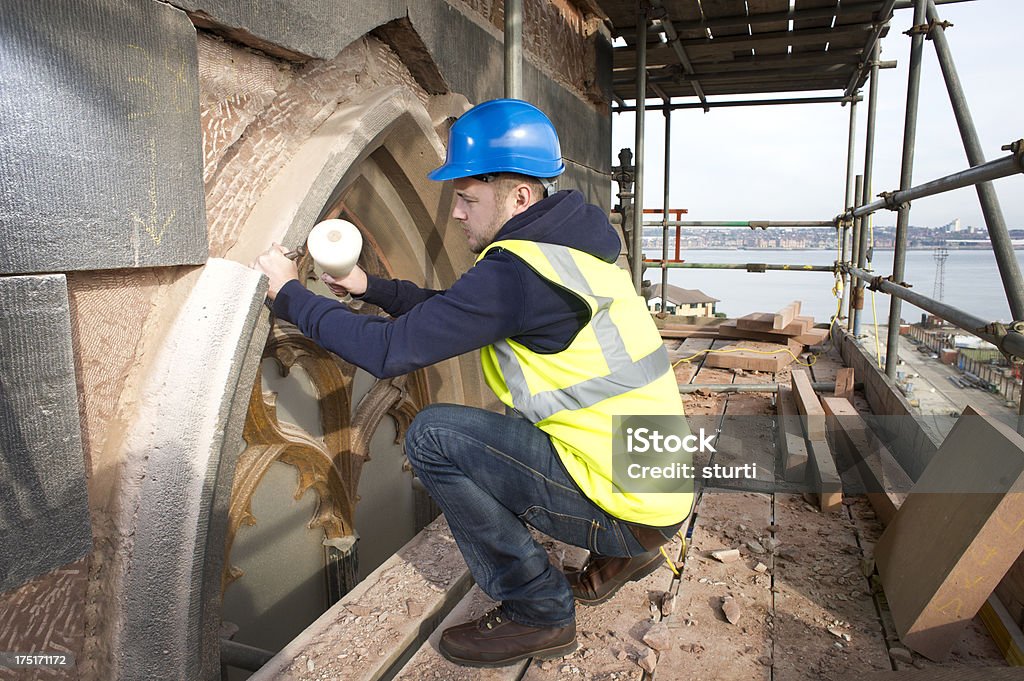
844, 0, 898, 96
840, 151, 1024, 221
1019, 373, 1024, 436
631, 7, 648, 293
503, 0, 523, 99
844, 98, 859, 221
661, 107, 671, 306
841, 98, 859, 320
839, 213, 849, 322
853, 175, 868, 336
927, 0, 1024, 321
846, 265, 1024, 359
847, 186, 862, 333
860, 39, 884, 333
886, 0, 932, 376
649, 0, 709, 108
648, 0, 973, 33
614, 95, 859, 113
221, 639, 275, 672
646, 262, 835, 273
679, 382, 860, 394
895, 0, 974, 8
642, 220, 835, 228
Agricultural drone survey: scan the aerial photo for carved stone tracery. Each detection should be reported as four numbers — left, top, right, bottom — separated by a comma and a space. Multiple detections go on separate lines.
222, 216, 427, 591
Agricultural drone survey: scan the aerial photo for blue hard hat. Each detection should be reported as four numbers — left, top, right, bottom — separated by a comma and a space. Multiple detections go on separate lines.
428, 99, 565, 181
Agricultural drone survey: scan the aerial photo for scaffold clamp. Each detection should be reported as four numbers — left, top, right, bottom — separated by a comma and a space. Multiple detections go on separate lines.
748, 221, 768, 230
886, 275, 913, 289
878, 191, 906, 211
904, 20, 952, 39
984, 321, 1022, 363
1002, 139, 1024, 170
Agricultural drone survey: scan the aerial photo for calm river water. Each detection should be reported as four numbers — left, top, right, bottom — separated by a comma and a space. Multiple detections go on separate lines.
644, 248, 1024, 325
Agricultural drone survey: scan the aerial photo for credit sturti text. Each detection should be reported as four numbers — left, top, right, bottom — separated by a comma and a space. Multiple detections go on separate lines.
626, 462, 759, 480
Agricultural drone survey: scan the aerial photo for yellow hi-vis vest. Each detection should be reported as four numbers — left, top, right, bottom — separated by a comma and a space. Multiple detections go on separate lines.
477, 239, 694, 527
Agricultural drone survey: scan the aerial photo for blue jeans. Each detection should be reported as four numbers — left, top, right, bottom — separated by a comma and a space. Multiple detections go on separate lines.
404, 403, 653, 628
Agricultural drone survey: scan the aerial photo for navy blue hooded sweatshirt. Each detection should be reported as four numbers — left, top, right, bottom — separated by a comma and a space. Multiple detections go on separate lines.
272, 190, 622, 379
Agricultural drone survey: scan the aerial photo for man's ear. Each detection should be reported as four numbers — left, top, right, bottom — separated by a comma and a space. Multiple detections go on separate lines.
511, 182, 535, 215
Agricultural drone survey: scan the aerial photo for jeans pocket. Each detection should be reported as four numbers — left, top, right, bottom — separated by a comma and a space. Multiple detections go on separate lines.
520, 505, 602, 554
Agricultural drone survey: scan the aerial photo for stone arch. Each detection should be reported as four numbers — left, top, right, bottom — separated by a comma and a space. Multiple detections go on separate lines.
226, 83, 482, 406
105, 65, 487, 680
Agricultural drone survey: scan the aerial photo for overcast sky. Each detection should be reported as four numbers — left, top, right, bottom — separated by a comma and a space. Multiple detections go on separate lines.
610, 0, 1023, 230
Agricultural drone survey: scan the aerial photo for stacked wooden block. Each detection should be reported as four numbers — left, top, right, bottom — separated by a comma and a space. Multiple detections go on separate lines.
782, 368, 843, 512
702, 302, 830, 372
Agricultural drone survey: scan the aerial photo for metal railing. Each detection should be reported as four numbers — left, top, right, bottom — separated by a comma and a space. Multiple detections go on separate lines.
614, 0, 1024, 421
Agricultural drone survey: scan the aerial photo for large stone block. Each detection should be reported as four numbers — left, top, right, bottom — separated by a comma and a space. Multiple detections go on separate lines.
0, 275, 90, 593
170, 0, 406, 60
176, 0, 611, 195
111, 259, 268, 681
0, 0, 206, 274
875, 407, 1024, 661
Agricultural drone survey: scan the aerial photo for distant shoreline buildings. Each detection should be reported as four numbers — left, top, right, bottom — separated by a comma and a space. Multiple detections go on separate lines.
642, 221, 1024, 250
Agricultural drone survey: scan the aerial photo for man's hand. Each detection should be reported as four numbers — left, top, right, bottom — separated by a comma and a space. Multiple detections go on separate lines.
251, 243, 298, 301
321, 266, 368, 298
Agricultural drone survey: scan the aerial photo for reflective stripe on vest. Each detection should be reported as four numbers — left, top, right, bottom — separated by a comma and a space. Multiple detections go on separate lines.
492, 242, 670, 422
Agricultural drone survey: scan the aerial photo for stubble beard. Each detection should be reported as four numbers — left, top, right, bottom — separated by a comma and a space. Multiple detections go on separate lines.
469, 212, 508, 254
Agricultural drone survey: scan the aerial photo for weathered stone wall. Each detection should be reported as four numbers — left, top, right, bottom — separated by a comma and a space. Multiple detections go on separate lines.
0, 0, 207, 274
0, 2, 611, 679
453, 0, 609, 105
171, 0, 613, 209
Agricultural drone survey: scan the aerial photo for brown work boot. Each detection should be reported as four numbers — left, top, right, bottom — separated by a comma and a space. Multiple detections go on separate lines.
569, 549, 664, 606
438, 607, 577, 667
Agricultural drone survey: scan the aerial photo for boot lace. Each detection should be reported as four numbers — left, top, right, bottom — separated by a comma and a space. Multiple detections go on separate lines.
479, 607, 506, 630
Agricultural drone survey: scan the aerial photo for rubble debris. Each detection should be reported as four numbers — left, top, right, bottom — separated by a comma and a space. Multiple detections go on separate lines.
746, 540, 766, 554
827, 627, 852, 641
712, 548, 741, 563
753, 562, 768, 574
722, 597, 742, 625
642, 623, 673, 651
888, 647, 913, 664
637, 647, 658, 673
660, 591, 676, 617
